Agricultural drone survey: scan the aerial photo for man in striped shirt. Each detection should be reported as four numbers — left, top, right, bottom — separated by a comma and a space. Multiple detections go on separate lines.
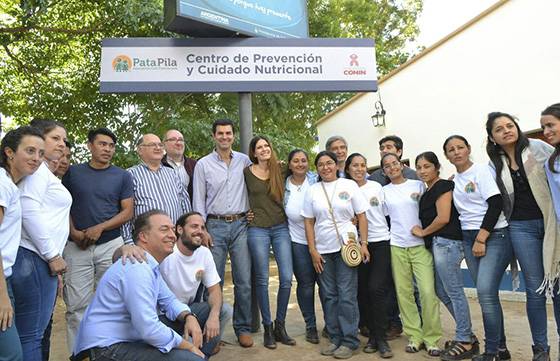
122, 134, 191, 243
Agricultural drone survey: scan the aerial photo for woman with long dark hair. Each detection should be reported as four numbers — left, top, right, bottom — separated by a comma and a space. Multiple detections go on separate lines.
412, 151, 477, 360
485, 112, 559, 361
381, 152, 442, 357
0, 127, 44, 361
302, 150, 369, 359
444, 135, 512, 361
345, 153, 393, 358
11, 119, 72, 361
244, 135, 294, 349
283, 149, 320, 344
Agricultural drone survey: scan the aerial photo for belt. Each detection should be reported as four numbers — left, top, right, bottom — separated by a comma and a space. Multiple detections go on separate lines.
207, 212, 246, 223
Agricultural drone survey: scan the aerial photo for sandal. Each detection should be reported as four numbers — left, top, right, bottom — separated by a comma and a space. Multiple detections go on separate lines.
427, 346, 441, 357
405, 342, 423, 353
441, 341, 479, 361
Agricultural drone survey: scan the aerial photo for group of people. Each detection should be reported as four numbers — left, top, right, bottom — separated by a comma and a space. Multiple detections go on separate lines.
0, 104, 559, 361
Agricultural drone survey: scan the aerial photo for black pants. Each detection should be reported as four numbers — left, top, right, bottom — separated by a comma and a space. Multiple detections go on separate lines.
357, 241, 392, 341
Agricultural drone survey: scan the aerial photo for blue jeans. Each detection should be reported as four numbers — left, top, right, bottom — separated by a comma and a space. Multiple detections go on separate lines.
463, 228, 512, 354
11, 247, 58, 361
206, 217, 252, 336
509, 219, 560, 350
291, 242, 318, 330
0, 278, 23, 361
318, 252, 359, 350
433, 236, 473, 342
77, 342, 206, 361
247, 223, 293, 325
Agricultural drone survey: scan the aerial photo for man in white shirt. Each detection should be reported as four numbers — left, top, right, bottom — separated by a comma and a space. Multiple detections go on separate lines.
160, 212, 233, 356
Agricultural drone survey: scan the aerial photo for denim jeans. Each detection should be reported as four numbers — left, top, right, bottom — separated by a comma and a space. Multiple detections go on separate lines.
11, 247, 58, 361
463, 228, 512, 354
432, 236, 473, 343
318, 252, 360, 350
80, 341, 206, 361
247, 222, 293, 325
0, 278, 23, 361
509, 219, 560, 350
358, 241, 391, 341
206, 217, 252, 336
291, 242, 318, 330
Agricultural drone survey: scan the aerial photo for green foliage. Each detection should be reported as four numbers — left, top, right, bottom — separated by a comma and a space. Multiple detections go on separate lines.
0, 0, 422, 167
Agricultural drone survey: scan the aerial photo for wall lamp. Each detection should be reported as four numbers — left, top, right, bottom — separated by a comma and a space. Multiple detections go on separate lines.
371, 100, 386, 127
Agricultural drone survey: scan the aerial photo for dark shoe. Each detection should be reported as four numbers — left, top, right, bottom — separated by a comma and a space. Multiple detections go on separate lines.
405, 342, 423, 353
498, 348, 511, 360
363, 339, 377, 353
441, 341, 478, 360
273, 319, 296, 346
305, 327, 319, 344
473, 353, 499, 361
532, 345, 551, 361
385, 324, 403, 341
377, 340, 393, 358
238, 333, 254, 348
359, 326, 370, 337
263, 324, 277, 349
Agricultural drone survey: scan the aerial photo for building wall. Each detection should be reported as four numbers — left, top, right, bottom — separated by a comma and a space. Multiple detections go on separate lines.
317, 0, 560, 177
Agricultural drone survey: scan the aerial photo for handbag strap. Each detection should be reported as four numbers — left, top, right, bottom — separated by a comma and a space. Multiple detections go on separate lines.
320, 181, 345, 247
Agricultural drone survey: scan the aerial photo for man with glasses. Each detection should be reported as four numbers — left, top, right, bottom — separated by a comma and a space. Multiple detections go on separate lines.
162, 129, 197, 200
122, 133, 191, 244
61, 128, 135, 351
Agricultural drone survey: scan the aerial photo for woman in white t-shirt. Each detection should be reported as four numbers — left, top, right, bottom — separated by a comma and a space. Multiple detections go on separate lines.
302, 150, 369, 359
381, 153, 442, 356
0, 127, 45, 361
283, 149, 319, 344
11, 119, 72, 361
444, 135, 512, 361
344, 153, 393, 358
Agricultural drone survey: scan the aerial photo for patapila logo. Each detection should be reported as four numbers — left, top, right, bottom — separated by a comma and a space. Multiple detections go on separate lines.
112, 55, 133, 72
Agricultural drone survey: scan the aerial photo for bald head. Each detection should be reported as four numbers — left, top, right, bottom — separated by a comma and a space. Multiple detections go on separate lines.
137, 133, 164, 165
163, 129, 185, 161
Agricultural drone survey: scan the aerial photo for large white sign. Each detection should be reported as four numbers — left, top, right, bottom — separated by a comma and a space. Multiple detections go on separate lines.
100, 38, 377, 93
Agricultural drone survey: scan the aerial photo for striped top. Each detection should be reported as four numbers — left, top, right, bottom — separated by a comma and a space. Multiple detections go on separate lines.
122, 163, 191, 242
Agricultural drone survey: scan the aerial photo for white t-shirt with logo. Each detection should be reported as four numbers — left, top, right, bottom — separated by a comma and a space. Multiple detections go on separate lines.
382, 179, 425, 248
360, 180, 390, 242
0, 168, 21, 277
160, 245, 221, 305
301, 178, 369, 254
284, 178, 310, 245
452, 163, 508, 230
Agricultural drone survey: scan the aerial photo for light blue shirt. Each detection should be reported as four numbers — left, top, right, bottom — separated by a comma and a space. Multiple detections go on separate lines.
73, 253, 190, 355
546, 159, 560, 223
122, 163, 191, 242
192, 150, 252, 220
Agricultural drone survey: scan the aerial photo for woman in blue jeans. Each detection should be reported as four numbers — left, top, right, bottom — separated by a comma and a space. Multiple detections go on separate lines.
283, 149, 320, 344
444, 135, 512, 361
302, 151, 370, 360
12, 119, 72, 361
0, 127, 45, 361
486, 112, 559, 361
244, 135, 295, 349
412, 151, 477, 360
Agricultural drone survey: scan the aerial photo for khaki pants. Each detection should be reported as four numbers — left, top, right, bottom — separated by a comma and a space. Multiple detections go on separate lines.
63, 237, 124, 352
390, 245, 442, 348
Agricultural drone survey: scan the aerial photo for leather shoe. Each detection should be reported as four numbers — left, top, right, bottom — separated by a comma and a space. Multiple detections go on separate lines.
238, 334, 254, 348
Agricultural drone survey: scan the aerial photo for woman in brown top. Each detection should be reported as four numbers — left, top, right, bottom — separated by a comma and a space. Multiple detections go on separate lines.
244, 135, 295, 349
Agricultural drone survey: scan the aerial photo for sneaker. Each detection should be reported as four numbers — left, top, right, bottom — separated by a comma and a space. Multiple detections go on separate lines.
498, 348, 511, 361
385, 324, 403, 341
377, 340, 393, 359
532, 345, 551, 361
473, 353, 499, 361
362, 339, 377, 354
333, 345, 354, 359
321, 343, 338, 356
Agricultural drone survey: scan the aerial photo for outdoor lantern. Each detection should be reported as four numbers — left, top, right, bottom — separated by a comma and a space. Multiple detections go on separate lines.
371, 100, 386, 127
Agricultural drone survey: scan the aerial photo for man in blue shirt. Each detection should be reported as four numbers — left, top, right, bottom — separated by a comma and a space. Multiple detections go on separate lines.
72, 210, 207, 361
62, 128, 135, 351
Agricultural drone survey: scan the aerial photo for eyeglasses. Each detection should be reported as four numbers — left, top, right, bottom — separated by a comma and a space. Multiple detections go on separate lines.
164, 138, 184, 143
317, 160, 336, 169
140, 142, 164, 149
382, 161, 401, 170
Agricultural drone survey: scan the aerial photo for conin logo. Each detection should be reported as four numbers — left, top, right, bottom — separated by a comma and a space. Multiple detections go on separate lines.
343, 54, 367, 76
112, 55, 133, 72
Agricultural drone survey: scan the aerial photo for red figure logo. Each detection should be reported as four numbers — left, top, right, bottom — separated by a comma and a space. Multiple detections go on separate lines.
349, 54, 359, 66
